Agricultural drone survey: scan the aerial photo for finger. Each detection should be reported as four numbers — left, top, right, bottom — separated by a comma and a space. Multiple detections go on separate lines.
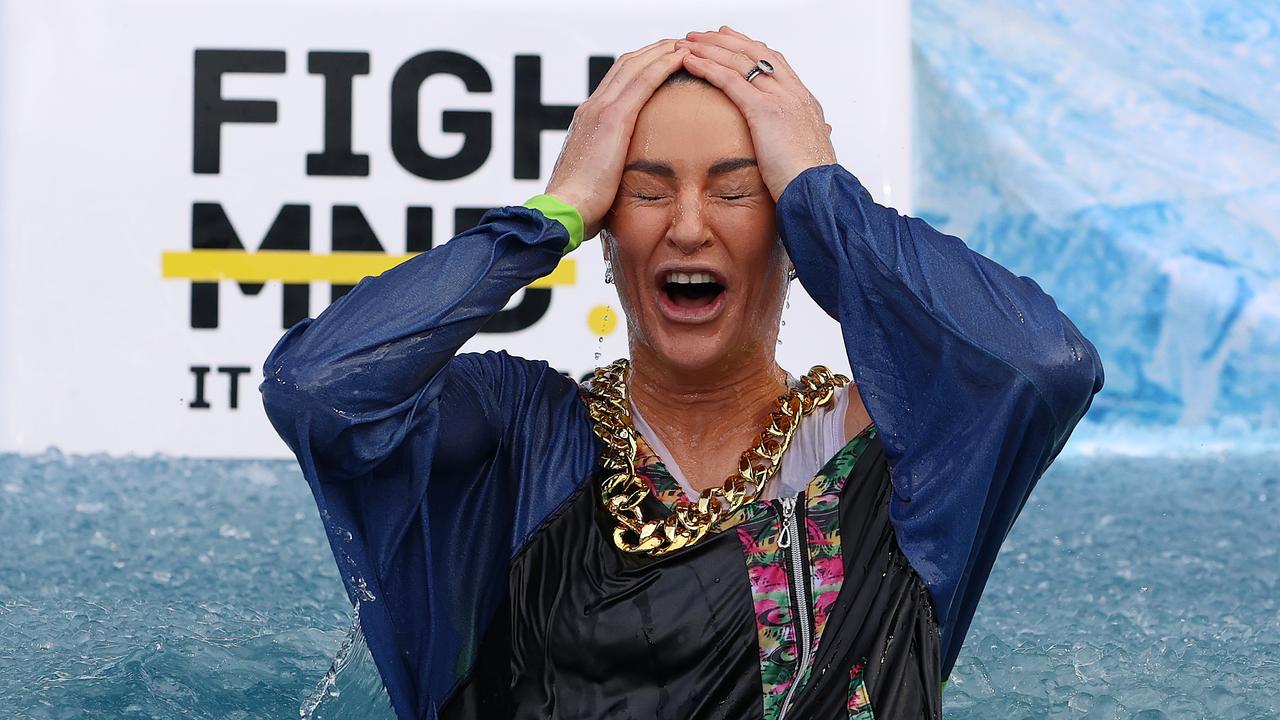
679, 53, 765, 113
603, 47, 691, 117
687, 29, 788, 72
689, 30, 816, 111
596, 39, 680, 90
592, 39, 679, 98
675, 40, 766, 83
686, 29, 798, 81
716, 25, 753, 42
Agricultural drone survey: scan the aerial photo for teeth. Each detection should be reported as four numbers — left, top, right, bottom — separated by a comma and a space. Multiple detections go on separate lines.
665, 271, 716, 285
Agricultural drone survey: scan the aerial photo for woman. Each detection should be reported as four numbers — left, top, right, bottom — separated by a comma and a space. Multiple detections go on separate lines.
262, 28, 1104, 720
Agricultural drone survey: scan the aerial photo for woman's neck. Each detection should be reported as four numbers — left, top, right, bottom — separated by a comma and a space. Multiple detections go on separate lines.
626, 344, 789, 492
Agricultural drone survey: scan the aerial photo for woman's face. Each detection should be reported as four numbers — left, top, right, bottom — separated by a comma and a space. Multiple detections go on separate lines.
604, 81, 788, 374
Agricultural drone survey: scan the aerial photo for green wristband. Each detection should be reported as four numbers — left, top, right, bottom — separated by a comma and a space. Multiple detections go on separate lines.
523, 194, 585, 254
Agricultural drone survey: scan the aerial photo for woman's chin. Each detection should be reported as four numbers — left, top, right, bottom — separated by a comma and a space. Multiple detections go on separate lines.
640, 325, 753, 376
626, 297, 779, 375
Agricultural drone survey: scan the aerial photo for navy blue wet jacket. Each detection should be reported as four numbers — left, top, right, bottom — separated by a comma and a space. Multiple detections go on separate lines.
261, 164, 1104, 719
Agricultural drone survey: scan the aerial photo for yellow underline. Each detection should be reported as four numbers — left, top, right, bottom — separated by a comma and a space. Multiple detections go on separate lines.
161, 250, 575, 288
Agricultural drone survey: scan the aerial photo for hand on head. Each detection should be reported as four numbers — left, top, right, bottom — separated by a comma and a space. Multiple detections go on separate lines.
544, 39, 689, 240
544, 28, 835, 241
676, 27, 836, 201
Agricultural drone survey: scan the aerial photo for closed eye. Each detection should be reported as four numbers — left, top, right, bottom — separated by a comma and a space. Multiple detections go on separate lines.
718, 193, 750, 201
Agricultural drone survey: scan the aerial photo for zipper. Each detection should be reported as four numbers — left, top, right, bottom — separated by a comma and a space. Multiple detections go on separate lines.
776, 493, 812, 720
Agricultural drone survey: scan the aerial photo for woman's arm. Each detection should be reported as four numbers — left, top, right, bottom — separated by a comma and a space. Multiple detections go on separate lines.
775, 163, 1104, 681
679, 27, 1105, 684
260, 203, 571, 478
259, 42, 694, 718
261, 33, 697, 478
259, 204, 598, 719
777, 161, 1104, 458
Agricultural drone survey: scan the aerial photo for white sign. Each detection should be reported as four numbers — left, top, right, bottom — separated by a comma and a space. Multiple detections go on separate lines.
0, 0, 911, 457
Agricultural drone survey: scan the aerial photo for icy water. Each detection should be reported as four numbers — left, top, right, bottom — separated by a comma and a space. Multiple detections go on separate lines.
1, 449, 1277, 719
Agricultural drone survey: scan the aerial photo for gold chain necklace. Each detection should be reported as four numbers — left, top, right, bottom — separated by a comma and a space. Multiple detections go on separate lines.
586, 358, 850, 556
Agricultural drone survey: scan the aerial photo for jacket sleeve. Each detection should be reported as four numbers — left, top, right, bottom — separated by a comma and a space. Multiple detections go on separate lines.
776, 164, 1105, 681
259, 205, 597, 719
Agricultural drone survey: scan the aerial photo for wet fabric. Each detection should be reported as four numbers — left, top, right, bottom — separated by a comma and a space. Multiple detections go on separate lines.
442, 423, 941, 719
260, 163, 1105, 719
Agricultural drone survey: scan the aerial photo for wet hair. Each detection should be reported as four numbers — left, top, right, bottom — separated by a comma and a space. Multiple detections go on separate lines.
661, 68, 715, 89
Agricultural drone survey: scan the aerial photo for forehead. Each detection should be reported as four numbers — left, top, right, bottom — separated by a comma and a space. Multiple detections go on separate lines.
627, 84, 755, 171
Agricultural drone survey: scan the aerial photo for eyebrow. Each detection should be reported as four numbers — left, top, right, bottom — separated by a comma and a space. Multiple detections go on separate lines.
707, 157, 758, 176
623, 157, 758, 178
623, 160, 675, 178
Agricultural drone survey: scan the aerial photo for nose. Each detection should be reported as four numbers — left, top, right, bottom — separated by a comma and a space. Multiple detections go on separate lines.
666, 191, 712, 255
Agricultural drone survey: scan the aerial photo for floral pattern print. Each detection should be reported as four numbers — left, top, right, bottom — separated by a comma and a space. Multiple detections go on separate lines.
802, 434, 870, 661
631, 431, 687, 506
629, 422, 879, 719
737, 516, 798, 718
847, 660, 874, 719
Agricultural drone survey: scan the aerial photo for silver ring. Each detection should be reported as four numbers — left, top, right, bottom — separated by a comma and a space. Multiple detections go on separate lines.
744, 58, 774, 83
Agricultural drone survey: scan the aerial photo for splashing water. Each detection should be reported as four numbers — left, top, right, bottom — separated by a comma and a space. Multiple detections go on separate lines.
299, 603, 364, 720
3, 447, 1278, 718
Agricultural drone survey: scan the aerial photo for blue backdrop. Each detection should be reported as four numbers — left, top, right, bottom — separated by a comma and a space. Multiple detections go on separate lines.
913, 1, 1280, 441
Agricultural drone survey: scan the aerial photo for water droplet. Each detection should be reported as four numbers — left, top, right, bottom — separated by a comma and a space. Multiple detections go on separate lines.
351, 577, 376, 603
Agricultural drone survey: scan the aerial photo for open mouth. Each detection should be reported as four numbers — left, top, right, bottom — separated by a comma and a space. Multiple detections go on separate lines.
662, 271, 726, 310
